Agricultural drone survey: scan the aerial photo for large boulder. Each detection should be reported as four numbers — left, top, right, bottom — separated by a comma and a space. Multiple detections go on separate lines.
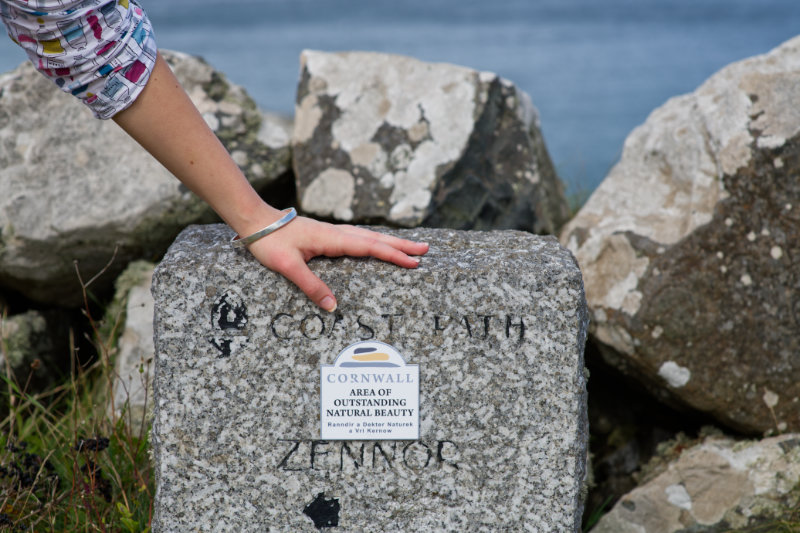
0, 50, 292, 307
292, 50, 568, 233
592, 433, 800, 533
561, 37, 800, 433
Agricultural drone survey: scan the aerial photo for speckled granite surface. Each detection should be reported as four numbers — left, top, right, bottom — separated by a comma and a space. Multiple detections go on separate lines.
151, 224, 588, 532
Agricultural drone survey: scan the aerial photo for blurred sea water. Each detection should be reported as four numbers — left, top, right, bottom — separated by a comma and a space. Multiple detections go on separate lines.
2, 0, 798, 197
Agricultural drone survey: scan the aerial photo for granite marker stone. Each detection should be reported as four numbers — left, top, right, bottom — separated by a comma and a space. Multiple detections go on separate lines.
151, 225, 588, 531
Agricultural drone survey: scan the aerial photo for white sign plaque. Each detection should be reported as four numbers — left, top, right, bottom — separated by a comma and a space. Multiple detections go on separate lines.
321, 341, 419, 440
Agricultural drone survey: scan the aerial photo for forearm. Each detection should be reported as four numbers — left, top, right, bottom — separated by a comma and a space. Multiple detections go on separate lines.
112, 52, 281, 236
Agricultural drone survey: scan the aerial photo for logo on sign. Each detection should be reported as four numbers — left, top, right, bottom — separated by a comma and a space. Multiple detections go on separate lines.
320, 341, 419, 440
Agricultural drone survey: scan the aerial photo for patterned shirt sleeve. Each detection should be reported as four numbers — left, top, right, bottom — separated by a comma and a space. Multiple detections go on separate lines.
0, 0, 157, 119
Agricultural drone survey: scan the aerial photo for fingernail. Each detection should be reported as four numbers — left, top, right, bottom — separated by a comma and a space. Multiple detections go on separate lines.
320, 296, 337, 312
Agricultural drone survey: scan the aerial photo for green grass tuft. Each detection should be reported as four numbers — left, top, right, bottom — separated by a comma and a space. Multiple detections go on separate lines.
0, 260, 154, 532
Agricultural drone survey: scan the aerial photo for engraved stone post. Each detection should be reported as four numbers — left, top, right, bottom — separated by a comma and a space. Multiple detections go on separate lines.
151, 225, 588, 531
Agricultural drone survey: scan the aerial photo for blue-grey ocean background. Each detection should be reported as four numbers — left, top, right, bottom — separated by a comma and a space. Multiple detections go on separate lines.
2, 0, 799, 197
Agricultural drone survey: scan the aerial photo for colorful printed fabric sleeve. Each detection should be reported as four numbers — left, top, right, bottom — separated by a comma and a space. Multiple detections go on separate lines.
0, 0, 157, 119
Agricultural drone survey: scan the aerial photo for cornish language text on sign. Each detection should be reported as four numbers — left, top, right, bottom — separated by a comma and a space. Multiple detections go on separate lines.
321, 342, 419, 440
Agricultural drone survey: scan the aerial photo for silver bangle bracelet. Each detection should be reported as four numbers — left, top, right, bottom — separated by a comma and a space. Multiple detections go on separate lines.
230, 207, 297, 248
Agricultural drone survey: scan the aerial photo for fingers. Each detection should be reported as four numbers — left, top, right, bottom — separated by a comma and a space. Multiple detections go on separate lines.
274, 253, 338, 312
320, 230, 422, 269
357, 239, 423, 269
339, 225, 429, 257
322, 225, 428, 267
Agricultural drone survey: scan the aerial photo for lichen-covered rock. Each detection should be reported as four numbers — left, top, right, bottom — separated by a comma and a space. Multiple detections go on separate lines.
0, 50, 292, 306
292, 50, 568, 232
561, 36, 800, 433
591, 434, 800, 533
0, 309, 72, 391
107, 261, 155, 429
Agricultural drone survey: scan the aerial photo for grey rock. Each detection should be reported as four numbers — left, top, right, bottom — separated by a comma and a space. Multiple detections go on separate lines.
0, 309, 71, 391
0, 50, 292, 306
561, 36, 800, 433
108, 261, 155, 430
591, 433, 800, 533
151, 224, 588, 531
293, 50, 568, 233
